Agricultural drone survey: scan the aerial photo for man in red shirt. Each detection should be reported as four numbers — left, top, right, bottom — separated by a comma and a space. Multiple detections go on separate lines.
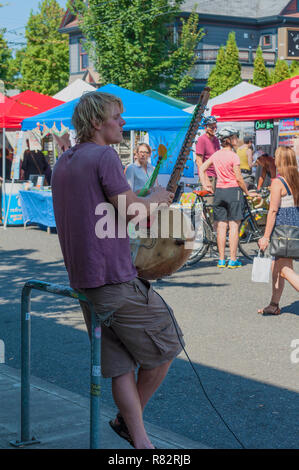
195, 116, 220, 198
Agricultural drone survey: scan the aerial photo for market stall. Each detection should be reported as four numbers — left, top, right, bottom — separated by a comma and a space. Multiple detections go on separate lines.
211, 75, 299, 158
21, 83, 194, 179
0, 91, 64, 226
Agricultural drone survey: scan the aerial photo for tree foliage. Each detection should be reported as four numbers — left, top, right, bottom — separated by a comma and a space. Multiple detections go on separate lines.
207, 32, 242, 98
0, 29, 15, 89
224, 32, 242, 90
70, 0, 203, 97
289, 60, 299, 77
207, 46, 227, 98
252, 46, 270, 87
270, 59, 290, 84
18, 0, 69, 95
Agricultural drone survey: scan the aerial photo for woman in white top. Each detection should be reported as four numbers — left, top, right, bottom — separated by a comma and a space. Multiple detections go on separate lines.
125, 143, 156, 193
258, 146, 299, 315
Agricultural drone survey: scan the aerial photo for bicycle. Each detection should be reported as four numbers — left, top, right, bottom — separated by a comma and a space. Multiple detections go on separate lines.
238, 188, 270, 260
183, 185, 269, 266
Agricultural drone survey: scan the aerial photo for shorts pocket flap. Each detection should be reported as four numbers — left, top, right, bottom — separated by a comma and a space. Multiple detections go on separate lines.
144, 321, 183, 355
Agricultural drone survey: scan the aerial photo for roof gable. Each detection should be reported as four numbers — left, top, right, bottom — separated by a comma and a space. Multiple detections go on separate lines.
59, 0, 76, 29
181, 0, 291, 18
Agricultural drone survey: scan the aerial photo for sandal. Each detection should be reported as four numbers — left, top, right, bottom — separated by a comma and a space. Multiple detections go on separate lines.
109, 413, 134, 447
258, 302, 281, 315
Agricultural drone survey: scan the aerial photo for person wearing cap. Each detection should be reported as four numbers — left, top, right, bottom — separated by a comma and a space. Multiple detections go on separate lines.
195, 116, 220, 201
237, 135, 254, 188
199, 127, 257, 269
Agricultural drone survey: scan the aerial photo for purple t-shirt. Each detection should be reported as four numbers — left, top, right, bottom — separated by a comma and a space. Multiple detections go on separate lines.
52, 142, 137, 289
196, 133, 220, 178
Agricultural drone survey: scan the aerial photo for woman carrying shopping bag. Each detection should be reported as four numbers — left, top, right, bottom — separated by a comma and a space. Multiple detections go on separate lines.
258, 146, 299, 315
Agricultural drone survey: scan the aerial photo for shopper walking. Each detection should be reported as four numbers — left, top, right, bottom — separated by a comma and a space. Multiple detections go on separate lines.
258, 146, 299, 315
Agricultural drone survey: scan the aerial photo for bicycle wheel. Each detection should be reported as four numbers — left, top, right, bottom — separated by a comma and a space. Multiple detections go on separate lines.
238, 209, 268, 260
184, 219, 212, 266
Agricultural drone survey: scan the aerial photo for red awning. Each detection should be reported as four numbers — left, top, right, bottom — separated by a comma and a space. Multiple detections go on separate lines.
211, 76, 299, 122
0, 91, 64, 129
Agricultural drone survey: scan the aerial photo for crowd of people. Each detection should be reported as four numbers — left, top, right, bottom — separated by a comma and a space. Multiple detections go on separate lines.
121, 115, 299, 313
196, 116, 299, 314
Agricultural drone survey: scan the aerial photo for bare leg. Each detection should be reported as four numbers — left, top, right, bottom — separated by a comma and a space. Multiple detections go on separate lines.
112, 371, 153, 449
280, 259, 299, 292
217, 221, 228, 260
271, 259, 286, 304
137, 360, 172, 411
112, 360, 172, 449
228, 220, 241, 261
258, 258, 297, 314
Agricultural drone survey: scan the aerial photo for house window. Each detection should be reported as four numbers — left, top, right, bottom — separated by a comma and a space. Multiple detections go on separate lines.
79, 40, 88, 71
263, 35, 272, 47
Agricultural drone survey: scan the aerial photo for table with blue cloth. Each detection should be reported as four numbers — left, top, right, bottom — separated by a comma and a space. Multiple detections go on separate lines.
18, 189, 56, 232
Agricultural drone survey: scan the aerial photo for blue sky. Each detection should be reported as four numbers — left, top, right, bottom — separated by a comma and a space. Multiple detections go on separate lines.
0, 0, 68, 51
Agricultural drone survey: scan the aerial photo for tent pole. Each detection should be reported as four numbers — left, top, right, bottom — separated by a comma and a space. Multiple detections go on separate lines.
2, 129, 6, 224
130, 130, 135, 163
4, 131, 24, 229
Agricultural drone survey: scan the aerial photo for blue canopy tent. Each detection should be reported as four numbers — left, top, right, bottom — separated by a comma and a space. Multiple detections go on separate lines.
21, 84, 194, 176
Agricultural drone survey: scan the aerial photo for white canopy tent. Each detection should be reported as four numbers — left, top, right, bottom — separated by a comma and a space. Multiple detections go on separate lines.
184, 81, 262, 115
53, 79, 96, 102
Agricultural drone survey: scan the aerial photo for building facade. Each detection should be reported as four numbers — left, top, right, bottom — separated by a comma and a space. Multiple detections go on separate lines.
59, 0, 299, 101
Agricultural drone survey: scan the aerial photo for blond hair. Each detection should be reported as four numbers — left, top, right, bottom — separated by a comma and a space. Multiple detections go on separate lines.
275, 146, 299, 205
72, 91, 123, 143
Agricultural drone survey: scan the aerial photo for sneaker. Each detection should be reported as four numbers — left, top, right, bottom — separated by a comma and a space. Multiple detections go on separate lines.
227, 259, 242, 269
217, 259, 226, 268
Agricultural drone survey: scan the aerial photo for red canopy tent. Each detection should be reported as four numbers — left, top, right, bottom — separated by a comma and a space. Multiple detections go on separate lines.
211, 76, 299, 122
0, 91, 64, 130
0, 91, 64, 224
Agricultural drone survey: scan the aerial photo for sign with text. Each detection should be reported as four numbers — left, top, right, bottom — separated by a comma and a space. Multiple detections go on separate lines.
278, 117, 299, 151
255, 120, 274, 130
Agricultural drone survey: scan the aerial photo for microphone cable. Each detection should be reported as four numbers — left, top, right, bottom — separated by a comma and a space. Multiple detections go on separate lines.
155, 289, 246, 450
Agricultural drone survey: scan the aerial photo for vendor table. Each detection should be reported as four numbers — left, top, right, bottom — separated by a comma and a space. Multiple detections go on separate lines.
18, 189, 56, 231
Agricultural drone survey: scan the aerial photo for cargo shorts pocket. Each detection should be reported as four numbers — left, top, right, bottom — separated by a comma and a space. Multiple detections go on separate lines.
144, 319, 184, 356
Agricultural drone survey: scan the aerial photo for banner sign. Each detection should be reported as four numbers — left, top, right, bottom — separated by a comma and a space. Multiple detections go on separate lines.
278, 117, 299, 148
149, 130, 194, 177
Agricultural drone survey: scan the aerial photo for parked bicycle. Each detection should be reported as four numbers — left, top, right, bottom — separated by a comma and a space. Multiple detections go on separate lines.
183, 184, 269, 266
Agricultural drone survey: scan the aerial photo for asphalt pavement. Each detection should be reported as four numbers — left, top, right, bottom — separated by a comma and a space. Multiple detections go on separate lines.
0, 226, 299, 449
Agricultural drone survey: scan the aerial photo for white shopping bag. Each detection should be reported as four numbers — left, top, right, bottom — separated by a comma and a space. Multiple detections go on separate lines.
251, 251, 272, 283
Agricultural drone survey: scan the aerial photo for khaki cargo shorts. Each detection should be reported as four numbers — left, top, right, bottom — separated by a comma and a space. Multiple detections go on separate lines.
79, 277, 184, 378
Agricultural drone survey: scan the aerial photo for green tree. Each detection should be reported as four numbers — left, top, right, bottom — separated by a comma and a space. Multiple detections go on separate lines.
162, 12, 204, 98
224, 31, 242, 89
0, 29, 15, 89
207, 32, 241, 98
270, 59, 290, 84
252, 46, 270, 87
289, 60, 299, 77
70, 0, 203, 96
19, 0, 69, 95
207, 46, 227, 98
